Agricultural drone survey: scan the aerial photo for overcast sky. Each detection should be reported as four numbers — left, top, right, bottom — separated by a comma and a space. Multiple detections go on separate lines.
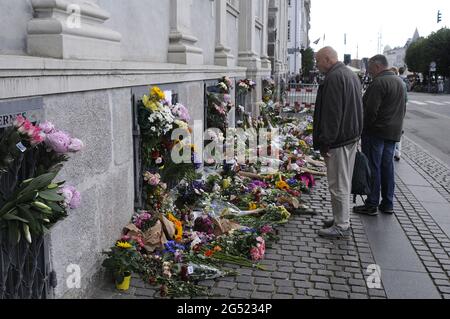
309, 0, 450, 60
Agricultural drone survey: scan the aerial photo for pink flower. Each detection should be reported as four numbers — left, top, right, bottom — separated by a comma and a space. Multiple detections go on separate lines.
214, 104, 226, 115
69, 189, 81, 209
260, 225, 273, 234
59, 186, 81, 209
30, 131, 45, 146
17, 120, 33, 135
45, 131, 71, 153
149, 175, 160, 186
171, 103, 191, 122
144, 172, 160, 186
39, 121, 56, 134
121, 235, 131, 241
250, 247, 263, 261
300, 173, 315, 188
223, 94, 231, 103
250, 237, 266, 261
134, 236, 145, 249
13, 115, 26, 128
68, 138, 84, 152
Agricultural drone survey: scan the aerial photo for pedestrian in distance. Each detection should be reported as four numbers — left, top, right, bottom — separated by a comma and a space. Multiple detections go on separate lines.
354, 55, 406, 216
313, 47, 364, 239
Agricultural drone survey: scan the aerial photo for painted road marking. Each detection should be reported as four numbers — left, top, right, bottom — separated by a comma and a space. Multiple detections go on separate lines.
426, 101, 445, 105
409, 100, 427, 105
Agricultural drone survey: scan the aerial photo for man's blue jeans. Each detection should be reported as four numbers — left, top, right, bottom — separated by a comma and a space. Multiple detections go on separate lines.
361, 134, 396, 210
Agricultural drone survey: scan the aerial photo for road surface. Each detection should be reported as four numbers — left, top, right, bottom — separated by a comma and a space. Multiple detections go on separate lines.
404, 92, 450, 167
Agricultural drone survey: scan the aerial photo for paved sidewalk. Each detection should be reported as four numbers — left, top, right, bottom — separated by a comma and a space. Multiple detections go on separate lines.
92, 135, 450, 299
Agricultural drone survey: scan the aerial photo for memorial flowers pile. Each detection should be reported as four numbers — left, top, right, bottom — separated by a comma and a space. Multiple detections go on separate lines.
102, 79, 325, 297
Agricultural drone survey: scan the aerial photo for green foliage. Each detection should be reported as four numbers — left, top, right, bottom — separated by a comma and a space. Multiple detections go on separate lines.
405, 28, 450, 76
0, 172, 67, 244
301, 47, 315, 76
102, 243, 144, 283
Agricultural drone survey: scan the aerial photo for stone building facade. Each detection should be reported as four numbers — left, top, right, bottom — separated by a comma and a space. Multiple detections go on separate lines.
287, 0, 310, 75
0, 0, 291, 298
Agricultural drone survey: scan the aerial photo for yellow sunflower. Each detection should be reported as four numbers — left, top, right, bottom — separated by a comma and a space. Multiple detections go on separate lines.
276, 180, 290, 190
116, 241, 132, 249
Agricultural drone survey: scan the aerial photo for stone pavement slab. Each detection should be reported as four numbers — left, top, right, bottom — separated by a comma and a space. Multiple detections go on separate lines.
382, 270, 442, 299
360, 213, 428, 273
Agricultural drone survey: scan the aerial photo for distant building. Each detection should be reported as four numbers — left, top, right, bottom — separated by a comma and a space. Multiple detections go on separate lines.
383, 28, 420, 69
287, 0, 310, 75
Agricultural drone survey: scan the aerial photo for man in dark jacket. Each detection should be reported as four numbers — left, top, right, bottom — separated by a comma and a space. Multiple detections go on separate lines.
313, 47, 363, 239
355, 55, 406, 216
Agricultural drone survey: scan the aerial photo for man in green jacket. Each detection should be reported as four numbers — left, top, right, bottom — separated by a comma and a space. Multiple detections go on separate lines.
355, 55, 406, 216
313, 47, 363, 239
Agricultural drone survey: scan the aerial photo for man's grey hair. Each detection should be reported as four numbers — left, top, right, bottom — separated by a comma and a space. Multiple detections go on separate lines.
369, 54, 389, 67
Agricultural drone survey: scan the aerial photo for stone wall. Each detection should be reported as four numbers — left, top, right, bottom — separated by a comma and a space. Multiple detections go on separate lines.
191, 0, 216, 66
227, 10, 239, 67
0, 0, 32, 55
42, 88, 134, 298
98, 0, 170, 62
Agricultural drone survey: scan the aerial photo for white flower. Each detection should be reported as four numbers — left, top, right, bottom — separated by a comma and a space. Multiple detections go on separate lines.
151, 127, 156, 132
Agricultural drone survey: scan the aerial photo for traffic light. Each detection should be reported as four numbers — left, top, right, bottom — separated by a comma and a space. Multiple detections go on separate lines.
437, 10, 442, 23
344, 54, 351, 65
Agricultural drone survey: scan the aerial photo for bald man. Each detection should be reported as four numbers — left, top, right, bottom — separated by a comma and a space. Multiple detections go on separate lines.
313, 47, 363, 239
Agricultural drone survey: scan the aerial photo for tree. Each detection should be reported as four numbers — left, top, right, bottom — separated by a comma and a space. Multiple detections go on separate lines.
405, 28, 450, 77
301, 47, 315, 78
427, 28, 450, 77
405, 38, 429, 74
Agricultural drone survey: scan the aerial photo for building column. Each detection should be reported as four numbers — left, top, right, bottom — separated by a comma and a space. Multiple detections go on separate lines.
27, 0, 122, 60
168, 0, 204, 65
215, 0, 234, 66
260, 0, 271, 70
238, 0, 261, 69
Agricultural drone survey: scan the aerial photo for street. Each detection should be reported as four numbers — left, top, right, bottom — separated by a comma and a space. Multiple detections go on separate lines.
404, 92, 450, 167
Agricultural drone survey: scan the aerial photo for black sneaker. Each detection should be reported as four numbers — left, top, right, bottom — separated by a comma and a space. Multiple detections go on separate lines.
379, 206, 394, 214
394, 156, 400, 162
353, 205, 378, 216
322, 218, 334, 228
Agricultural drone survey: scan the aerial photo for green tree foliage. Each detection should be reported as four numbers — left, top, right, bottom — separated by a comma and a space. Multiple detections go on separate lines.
427, 28, 450, 76
301, 47, 315, 76
405, 28, 450, 76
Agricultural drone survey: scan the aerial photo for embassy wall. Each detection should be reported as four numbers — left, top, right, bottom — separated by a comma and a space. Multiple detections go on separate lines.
0, 0, 283, 298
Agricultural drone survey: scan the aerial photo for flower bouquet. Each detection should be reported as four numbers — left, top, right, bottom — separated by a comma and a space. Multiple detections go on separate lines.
0, 119, 83, 244
217, 76, 233, 94
237, 79, 256, 95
